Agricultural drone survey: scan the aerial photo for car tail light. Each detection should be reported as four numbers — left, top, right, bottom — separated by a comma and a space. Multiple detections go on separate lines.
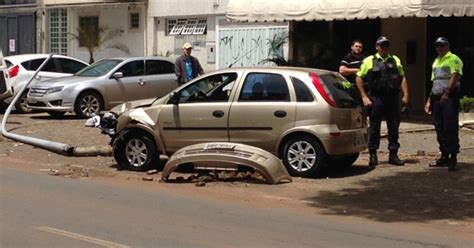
8, 65, 19, 78
309, 72, 336, 107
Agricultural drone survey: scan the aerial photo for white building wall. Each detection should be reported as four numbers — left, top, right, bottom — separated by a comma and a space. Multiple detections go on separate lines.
67, 4, 146, 63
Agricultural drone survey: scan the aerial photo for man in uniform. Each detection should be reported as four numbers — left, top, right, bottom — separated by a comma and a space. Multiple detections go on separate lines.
356, 36, 409, 167
424, 37, 463, 171
175, 42, 204, 86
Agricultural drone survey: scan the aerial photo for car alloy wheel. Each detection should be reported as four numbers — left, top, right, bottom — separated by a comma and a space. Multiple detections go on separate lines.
114, 131, 159, 171
281, 135, 325, 178
75, 91, 102, 118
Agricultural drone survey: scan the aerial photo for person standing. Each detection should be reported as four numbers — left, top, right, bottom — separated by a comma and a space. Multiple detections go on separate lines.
175, 42, 204, 86
425, 37, 463, 172
355, 36, 409, 167
339, 39, 365, 85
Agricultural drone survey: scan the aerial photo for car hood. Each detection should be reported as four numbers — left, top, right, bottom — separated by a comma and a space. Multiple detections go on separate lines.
35, 75, 97, 86
110, 97, 159, 115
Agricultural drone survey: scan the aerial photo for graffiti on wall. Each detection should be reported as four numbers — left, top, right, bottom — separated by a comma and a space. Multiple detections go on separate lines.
218, 27, 288, 69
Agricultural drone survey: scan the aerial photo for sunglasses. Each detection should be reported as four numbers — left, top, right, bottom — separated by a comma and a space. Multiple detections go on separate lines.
435, 43, 446, 48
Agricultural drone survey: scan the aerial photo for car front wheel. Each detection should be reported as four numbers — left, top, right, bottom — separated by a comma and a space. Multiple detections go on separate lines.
281, 135, 325, 178
14, 91, 33, 114
74, 91, 102, 118
114, 132, 159, 171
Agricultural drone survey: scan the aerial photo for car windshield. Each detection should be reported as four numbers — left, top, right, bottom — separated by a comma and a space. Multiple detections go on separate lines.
76, 59, 123, 77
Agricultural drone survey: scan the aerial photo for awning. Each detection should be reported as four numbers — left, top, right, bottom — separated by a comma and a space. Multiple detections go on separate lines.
226, 0, 474, 22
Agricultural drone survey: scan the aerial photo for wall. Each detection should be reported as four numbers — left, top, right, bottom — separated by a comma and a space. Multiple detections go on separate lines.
149, 0, 228, 16
68, 4, 146, 62
382, 17, 427, 114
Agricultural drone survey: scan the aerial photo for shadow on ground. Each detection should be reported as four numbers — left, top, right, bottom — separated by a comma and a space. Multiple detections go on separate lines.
305, 162, 474, 222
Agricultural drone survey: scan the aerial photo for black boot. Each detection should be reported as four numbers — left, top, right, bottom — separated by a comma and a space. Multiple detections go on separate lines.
429, 153, 449, 167
389, 151, 405, 166
448, 154, 457, 172
369, 150, 378, 167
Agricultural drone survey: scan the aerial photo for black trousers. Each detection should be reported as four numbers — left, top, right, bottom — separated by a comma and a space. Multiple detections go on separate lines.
368, 94, 401, 152
431, 94, 460, 155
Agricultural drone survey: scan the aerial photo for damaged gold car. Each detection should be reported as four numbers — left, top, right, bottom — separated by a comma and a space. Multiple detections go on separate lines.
92, 67, 367, 178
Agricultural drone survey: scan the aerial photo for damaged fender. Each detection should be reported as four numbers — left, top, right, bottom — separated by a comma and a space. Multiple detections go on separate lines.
162, 142, 292, 184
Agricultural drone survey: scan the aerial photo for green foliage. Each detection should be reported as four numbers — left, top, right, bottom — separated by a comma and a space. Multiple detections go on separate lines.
69, 26, 130, 64
460, 96, 474, 112
157, 50, 174, 57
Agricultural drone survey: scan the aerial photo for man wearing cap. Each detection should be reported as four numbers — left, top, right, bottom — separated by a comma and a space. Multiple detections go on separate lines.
175, 42, 204, 85
356, 36, 409, 167
425, 37, 463, 171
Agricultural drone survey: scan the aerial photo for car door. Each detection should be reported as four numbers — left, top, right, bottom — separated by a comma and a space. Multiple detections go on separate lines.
113, 60, 147, 102
228, 72, 296, 153
144, 59, 178, 99
157, 72, 239, 153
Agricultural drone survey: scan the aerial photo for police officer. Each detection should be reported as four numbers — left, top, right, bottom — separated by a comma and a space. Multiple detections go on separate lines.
425, 37, 463, 172
356, 36, 409, 167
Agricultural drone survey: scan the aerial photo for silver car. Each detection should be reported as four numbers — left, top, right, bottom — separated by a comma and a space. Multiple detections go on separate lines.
27, 57, 178, 118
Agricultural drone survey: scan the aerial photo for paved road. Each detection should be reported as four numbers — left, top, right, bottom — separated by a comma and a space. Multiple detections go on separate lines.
1, 166, 472, 248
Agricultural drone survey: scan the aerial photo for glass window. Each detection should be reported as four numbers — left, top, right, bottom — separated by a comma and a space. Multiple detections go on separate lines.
78, 16, 99, 47
291, 77, 314, 102
130, 12, 139, 29
49, 8, 68, 55
41, 59, 59, 72
76, 59, 122, 77
239, 73, 289, 102
174, 73, 238, 103
58, 58, 87, 74
145, 60, 174, 75
21, 58, 45, 71
116, 60, 144, 77
319, 73, 358, 108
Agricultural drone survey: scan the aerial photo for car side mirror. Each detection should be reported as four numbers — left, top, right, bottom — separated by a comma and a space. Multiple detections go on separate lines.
112, 72, 123, 79
169, 92, 180, 105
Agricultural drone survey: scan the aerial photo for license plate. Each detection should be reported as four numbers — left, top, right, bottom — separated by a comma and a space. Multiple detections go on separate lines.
353, 133, 366, 147
28, 100, 37, 104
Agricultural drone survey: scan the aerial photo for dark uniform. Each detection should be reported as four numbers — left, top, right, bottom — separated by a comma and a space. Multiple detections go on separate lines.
428, 37, 463, 171
357, 53, 405, 166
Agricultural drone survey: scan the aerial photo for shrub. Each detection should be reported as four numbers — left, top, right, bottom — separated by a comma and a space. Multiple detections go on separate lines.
460, 96, 474, 112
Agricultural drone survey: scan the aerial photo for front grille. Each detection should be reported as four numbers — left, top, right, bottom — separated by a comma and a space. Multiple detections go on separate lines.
28, 101, 46, 107
29, 87, 48, 97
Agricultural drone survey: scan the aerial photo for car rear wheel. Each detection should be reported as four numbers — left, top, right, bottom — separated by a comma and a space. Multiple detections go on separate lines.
327, 153, 359, 168
281, 135, 325, 178
14, 91, 33, 114
47, 111, 65, 118
74, 91, 102, 118
114, 132, 159, 171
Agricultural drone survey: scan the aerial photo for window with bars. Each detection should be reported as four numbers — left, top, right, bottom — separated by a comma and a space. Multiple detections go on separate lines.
79, 16, 99, 47
167, 18, 207, 36
130, 12, 140, 30
49, 8, 68, 55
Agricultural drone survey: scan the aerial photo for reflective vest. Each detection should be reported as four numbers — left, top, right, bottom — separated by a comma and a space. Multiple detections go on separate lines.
358, 54, 403, 95
431, 51, 463, 95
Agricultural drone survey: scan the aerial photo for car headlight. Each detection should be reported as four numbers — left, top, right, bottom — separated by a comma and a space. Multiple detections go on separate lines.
45, 86, 64, 94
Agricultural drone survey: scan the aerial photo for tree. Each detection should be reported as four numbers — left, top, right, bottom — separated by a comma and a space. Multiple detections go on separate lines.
70, 26, 130, 64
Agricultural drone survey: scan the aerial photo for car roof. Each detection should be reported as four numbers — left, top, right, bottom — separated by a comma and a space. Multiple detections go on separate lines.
213, 66, 335, 75
5, 54, 88, 65
101, 56, 175, 62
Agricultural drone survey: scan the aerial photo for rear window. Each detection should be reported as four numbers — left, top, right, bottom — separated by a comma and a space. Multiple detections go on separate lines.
318, 73, 358, 108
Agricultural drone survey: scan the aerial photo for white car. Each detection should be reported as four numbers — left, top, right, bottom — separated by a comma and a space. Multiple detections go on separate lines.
3, 54, 88, 113
0, 50, 12, 102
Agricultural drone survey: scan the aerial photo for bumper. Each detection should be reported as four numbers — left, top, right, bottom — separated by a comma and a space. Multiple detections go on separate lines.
321, 128, 368, 155
27, 94, 74, 112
